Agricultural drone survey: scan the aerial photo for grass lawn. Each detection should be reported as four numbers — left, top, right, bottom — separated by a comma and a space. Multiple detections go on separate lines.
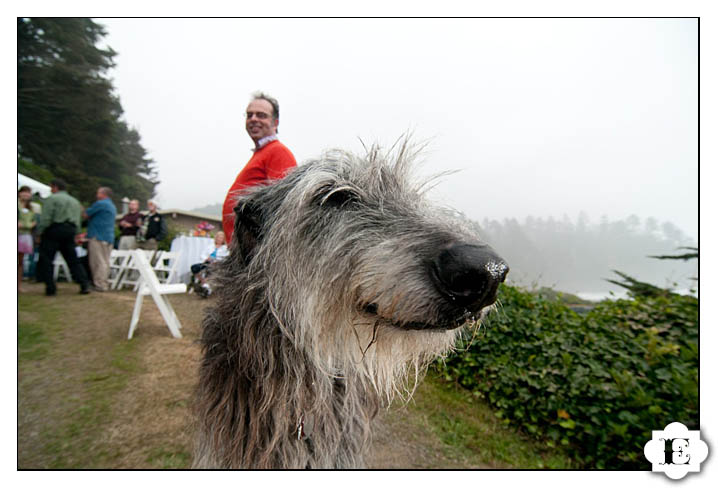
18, 280, 574, 469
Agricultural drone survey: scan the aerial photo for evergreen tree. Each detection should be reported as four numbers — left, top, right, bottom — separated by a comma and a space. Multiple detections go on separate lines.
17, 18, 157, 205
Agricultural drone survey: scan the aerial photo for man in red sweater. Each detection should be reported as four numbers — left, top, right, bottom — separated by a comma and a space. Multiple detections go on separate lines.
222, 92, 297, 242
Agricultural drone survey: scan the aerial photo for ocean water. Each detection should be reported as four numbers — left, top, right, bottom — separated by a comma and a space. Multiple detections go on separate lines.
576, 288, 698, 303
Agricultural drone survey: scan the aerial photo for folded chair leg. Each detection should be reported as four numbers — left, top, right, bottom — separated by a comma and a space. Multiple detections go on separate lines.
154, 294, 183, 338
128, 250, 186, 339
166, 297, 182, 330
128, 293, 144, 339
111, 268, 126, 290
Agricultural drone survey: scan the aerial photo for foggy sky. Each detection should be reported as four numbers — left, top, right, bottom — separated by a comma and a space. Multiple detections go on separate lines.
98, 18, 698, 240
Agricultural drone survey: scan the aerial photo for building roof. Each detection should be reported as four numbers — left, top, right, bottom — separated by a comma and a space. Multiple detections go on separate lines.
158, 208, 222, 222
115, 207, 222, 224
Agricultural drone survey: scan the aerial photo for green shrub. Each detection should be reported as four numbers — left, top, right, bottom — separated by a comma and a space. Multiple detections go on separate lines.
435, 284, 698, 468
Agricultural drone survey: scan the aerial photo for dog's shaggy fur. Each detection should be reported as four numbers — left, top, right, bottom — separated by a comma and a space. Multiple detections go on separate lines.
193, 141, 508, 469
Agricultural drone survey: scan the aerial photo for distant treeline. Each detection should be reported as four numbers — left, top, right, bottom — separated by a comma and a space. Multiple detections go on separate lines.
467, 212, 697, 293
192, 199, 696, 293
191, 203, 223, 217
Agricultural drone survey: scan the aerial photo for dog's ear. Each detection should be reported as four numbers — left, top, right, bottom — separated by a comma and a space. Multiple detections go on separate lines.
233, 200, 263, 265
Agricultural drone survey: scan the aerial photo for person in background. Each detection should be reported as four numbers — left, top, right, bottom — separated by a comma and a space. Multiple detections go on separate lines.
222, 91, 297, 243
83, 186, 117, 292
190, 231, 229, 297
27, 191, 42, 281
36, 179, 90, 296
18, 186, 36, 292
137, 199, 167, 251
118, 199, 143, 250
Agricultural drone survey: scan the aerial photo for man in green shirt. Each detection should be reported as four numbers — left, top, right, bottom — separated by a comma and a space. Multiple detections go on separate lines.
36, 179, 90, 296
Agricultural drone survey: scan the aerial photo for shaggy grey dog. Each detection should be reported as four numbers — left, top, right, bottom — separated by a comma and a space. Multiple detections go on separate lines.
193, 141, 508, 469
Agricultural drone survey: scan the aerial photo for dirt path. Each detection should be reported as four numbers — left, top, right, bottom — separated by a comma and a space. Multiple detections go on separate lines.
18, 281, 455, 469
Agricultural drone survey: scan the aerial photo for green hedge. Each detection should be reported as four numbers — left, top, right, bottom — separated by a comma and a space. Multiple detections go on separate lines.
435, 284, 698, 469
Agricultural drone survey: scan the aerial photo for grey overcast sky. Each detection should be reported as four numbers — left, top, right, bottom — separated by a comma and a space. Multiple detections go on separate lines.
97, 17, 698, 239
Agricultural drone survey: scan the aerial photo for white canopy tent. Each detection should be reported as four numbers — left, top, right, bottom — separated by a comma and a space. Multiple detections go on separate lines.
18, 173, 51, 198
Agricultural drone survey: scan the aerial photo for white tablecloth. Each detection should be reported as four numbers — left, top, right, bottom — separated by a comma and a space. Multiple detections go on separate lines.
169, 236, 214, 284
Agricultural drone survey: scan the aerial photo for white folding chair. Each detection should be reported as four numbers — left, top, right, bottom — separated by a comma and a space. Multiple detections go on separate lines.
117, 250, 156, 290
108, 250, 133, 290
153, 251, 182, 284
128, 250, 187, 339
53, 252, 71, 282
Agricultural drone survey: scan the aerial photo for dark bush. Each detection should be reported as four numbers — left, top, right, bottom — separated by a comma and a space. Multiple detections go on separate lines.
435, 283, 698, 468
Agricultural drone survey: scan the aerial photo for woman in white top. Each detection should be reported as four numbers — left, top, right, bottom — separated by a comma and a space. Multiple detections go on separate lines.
190, 231, 229, 295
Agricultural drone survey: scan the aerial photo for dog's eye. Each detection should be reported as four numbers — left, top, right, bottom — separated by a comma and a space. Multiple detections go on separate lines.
316, 185, 360, 208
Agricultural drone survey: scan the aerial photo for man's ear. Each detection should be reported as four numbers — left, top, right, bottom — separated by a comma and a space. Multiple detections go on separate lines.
233, 200, 263, 265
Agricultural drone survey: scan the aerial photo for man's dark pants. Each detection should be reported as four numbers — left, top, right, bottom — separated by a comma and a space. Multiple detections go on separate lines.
37, 223, 90, 295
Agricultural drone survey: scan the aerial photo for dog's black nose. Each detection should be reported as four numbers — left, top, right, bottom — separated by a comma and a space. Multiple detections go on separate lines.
432, 243, 509, 309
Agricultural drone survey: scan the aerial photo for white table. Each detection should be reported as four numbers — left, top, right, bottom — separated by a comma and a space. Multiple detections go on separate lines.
168, 236, 214, 284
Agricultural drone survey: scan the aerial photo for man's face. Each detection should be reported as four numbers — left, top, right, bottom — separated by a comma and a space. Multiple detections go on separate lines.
147, 201, 156, 212
129, 200, 139, 213
96, 188, 105, 200
245, 99, 278, 143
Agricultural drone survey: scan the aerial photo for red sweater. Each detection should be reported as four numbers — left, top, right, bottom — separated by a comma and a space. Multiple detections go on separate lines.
222, 140, 297, 242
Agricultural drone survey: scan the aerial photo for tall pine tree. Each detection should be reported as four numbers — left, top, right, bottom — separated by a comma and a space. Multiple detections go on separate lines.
18, 18, 157, 205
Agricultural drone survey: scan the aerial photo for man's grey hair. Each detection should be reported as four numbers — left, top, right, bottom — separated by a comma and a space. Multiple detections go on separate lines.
251, 91, 280, 123
98, 187, 113, 198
